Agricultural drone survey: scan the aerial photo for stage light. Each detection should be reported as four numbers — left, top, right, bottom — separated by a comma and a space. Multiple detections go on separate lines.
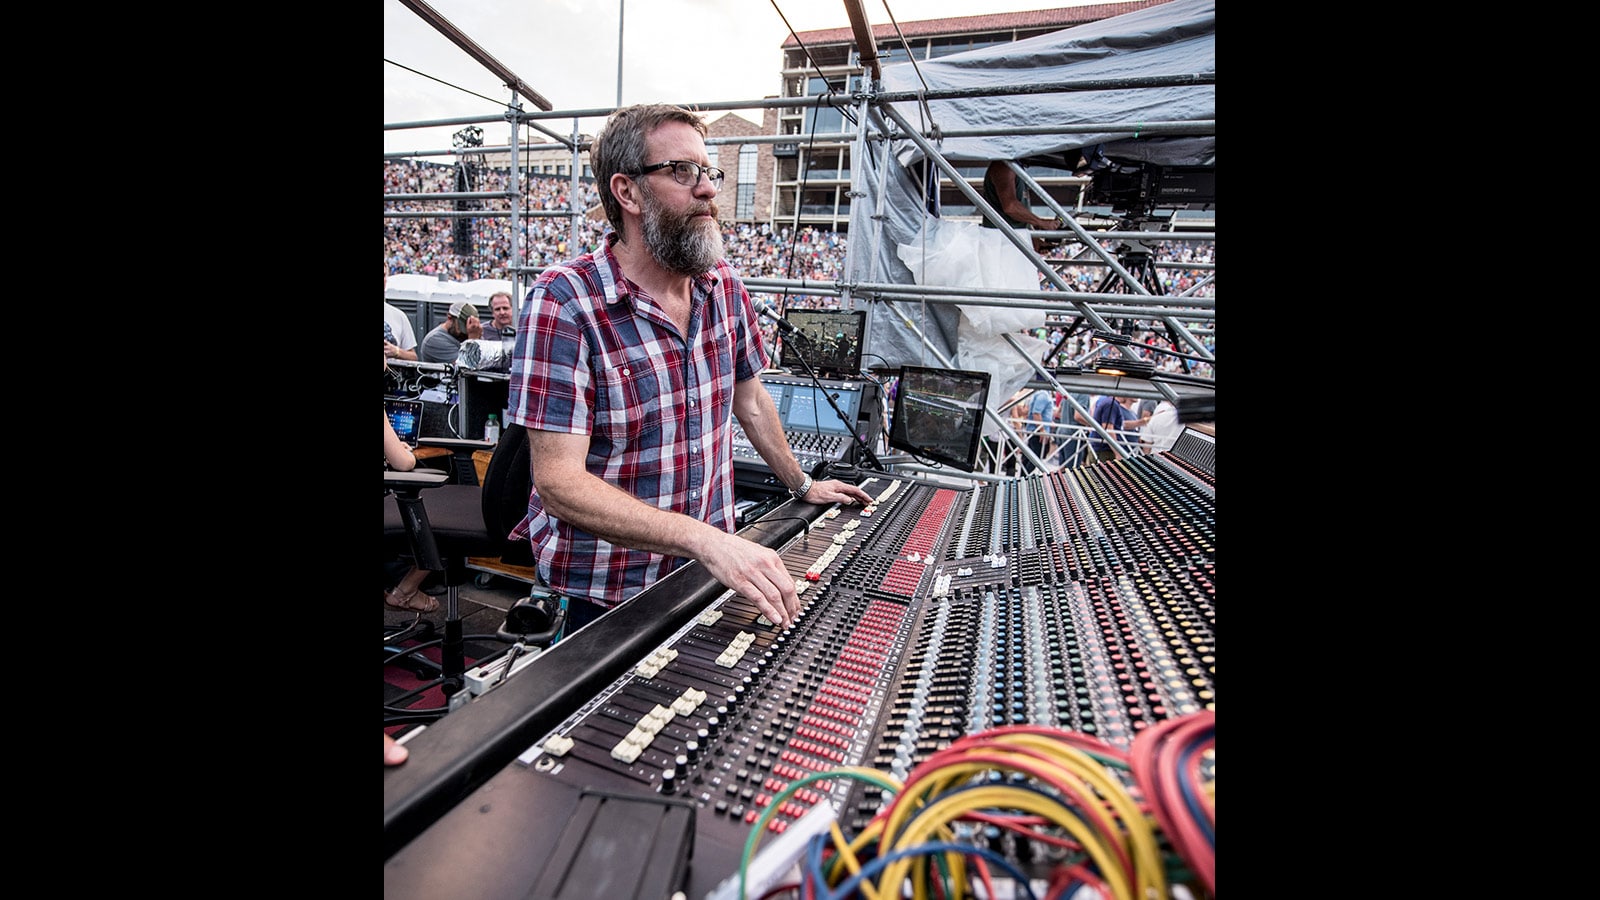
1093, 357, 1156, 378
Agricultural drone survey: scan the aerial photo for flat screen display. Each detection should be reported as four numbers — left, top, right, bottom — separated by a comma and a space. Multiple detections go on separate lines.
888, 365, 992, 472
777, 309, 866, 377
385, 397, 424, 448
782, 383, 861, 436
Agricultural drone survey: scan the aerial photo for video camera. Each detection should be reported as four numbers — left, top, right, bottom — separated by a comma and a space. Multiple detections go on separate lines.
1087, 160, 1214, 219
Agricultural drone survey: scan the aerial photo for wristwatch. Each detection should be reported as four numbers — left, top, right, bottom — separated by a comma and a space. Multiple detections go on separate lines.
790, 473, 814, 501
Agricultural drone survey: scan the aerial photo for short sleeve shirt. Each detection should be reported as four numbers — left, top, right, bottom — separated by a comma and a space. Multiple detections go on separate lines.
384, 302, 417, 351
506, 232, 769, 607
1028, 390, 1055, 424
418, 324, 463, 363
1088, 395, 1127, 451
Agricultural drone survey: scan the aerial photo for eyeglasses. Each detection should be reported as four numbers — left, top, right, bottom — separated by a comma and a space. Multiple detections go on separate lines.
634, 160, 725, 188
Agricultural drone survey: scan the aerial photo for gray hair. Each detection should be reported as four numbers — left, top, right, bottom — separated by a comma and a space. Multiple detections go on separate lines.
591, 103, 707, 237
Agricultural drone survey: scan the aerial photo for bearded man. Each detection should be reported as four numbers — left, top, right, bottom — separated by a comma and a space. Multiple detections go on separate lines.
504, 104, 872, 634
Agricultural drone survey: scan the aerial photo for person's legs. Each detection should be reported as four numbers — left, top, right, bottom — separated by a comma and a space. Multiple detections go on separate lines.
562, 596, 610, 634
385, 566, 439, 612
1026, 435, 1047, 472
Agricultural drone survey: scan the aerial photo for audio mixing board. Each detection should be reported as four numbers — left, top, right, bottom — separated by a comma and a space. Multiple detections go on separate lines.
385, 434, 1215, 899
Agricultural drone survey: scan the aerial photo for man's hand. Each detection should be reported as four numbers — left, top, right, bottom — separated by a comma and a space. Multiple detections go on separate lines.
699, 533, 801, 628
804, 478, 875, 508
465, 316, 484, 340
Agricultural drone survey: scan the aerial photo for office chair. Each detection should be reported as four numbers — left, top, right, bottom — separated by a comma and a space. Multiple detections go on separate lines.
384, 424, 565, 724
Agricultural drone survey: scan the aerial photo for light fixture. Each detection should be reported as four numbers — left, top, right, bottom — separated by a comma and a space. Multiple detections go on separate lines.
1093, 357, 1156, 378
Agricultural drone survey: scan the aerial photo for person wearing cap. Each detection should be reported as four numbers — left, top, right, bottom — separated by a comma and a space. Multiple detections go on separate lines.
505, 104, 874, 636
418, 300, 483, 364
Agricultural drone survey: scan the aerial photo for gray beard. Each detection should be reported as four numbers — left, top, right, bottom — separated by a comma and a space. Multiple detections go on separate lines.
639, 180, 722, 275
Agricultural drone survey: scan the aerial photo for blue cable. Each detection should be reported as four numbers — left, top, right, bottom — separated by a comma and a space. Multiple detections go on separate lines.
824, 841, 1040, 900
1177, 738, 1214, 846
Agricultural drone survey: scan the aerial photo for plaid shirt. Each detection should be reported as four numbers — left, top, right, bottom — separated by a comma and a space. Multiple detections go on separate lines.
506, 232, 769, 607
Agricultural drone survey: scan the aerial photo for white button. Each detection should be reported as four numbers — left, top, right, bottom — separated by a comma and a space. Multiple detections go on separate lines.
622, 368, 630, 376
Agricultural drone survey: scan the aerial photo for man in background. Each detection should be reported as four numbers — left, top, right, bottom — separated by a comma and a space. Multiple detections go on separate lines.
1140, 399, 1182, 453
1054, 390, 1093, 468
419, 300, 483, 363
1088, 394, 1130, 463
1024, 388, 1057, 472
487, 291, 516, 343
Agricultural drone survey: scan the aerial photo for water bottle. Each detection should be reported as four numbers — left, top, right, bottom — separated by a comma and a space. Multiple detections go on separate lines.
483, 413, 500, 443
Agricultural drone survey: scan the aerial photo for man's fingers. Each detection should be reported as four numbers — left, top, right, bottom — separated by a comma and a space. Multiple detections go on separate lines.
755, 568, 798, 628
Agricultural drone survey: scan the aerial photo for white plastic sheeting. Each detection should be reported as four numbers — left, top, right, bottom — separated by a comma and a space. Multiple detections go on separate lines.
851, 0, 1214, 376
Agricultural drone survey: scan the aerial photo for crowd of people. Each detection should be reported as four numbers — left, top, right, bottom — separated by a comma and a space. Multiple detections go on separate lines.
383, 157, 1215, 383
1002, 390, 1182, 476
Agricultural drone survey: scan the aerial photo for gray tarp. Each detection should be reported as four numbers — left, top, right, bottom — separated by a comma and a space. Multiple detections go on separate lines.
849, 0, 1215, 371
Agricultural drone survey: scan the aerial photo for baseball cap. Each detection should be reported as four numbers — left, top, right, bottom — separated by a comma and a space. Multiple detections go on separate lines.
448, 301, 479, 321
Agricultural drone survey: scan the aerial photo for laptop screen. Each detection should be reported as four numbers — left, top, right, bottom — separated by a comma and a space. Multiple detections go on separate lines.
385, 397, 424, 448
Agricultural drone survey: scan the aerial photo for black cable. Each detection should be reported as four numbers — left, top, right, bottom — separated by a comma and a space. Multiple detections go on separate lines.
754, 515, 814, 551
383, 632, 523, 722
785, 329, 884, 473
765, 1, 855, 128
1115, 341, 1214, 365
384, 58, 507, 110
495, 643, 525, 687
382, 633, 515, 669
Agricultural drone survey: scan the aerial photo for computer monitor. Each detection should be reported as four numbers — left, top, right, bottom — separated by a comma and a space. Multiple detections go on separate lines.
888, 365, 992, 472
778, 309, 866, 377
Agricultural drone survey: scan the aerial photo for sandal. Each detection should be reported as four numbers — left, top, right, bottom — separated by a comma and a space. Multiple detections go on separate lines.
385, 588, 439, 613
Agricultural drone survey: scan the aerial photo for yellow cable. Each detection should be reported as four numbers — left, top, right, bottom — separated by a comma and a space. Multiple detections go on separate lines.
996, 734, 1167, 898
944, 733, 1165, 898
879, 785, 1131, 900
878, 734, 1165, 900
828, 820, 877, 900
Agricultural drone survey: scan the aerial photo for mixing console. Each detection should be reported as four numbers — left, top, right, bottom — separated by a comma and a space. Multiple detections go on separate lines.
731, 426, 849, 474
385, 436, 1215, 900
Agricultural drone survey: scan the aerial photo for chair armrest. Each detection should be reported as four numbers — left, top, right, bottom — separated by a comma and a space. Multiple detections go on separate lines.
416, 437, 496, 452
385, 469, 451, 491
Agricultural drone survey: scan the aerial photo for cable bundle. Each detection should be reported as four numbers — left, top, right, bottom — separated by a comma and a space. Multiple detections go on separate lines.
1130, 710, 1215, 897
740, 714, 1214, 900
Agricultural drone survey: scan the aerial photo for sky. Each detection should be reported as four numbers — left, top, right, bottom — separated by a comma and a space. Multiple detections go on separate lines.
384, 0, 1103, 157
